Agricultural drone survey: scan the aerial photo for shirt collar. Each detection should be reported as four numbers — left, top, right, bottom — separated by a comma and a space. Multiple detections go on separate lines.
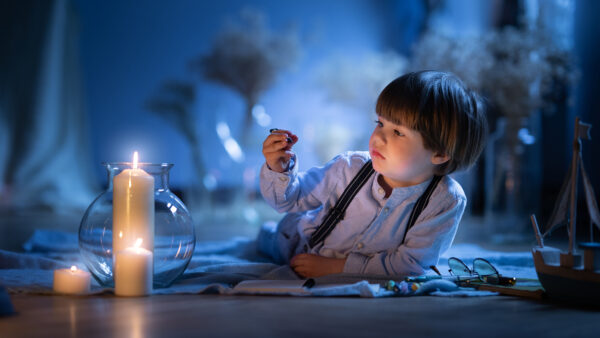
371, 173, 432, 205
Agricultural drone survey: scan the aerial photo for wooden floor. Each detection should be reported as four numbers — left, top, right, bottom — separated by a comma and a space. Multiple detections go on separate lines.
1, 293, 600, 338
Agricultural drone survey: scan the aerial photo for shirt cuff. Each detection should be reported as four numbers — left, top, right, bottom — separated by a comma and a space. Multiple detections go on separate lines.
343, 252, 368, 273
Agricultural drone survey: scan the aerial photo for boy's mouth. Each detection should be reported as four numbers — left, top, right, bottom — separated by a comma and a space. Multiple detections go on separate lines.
370, 149, 385, 160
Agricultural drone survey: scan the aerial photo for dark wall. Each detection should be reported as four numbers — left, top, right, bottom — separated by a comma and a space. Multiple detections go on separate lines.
575, 0, 600, 188
572, 0, 600, 239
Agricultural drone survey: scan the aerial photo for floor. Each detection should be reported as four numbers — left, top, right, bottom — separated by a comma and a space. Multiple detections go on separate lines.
1, 293, 600, 337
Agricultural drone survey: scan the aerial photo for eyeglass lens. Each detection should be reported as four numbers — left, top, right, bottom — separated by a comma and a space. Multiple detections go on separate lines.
448, 257, 471, 276
472, 258, 499, 277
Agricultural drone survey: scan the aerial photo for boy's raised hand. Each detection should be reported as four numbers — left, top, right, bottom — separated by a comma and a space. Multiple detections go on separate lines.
262, 129, 298, 173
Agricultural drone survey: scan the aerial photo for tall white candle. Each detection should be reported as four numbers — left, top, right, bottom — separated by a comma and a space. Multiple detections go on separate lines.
112, 151, 155, 255
53, 266, 91, 294
114, 238, 153, 296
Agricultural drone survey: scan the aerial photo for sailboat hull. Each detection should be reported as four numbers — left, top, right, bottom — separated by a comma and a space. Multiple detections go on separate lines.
532, 247, 600, 302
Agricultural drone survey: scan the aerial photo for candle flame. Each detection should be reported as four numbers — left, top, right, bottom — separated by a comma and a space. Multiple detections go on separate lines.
71, 266, 77, 272
133, 151, 139, 169
134, 238, 143, 248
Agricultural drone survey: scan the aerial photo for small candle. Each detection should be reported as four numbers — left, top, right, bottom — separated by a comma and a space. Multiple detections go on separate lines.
114, 238, 153, 297
53, 266, 91, 295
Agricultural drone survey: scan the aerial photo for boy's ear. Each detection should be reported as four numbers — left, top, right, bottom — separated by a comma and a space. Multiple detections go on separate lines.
431, 152, 450, 165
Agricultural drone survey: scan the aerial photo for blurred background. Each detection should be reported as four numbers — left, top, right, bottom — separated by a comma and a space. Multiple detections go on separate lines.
1, 0, 598, 251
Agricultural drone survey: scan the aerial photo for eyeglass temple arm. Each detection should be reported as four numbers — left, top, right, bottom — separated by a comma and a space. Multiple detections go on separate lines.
483, 275, 517, 286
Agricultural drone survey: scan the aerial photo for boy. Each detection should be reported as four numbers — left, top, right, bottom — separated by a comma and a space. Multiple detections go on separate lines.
259, 71, 487, 278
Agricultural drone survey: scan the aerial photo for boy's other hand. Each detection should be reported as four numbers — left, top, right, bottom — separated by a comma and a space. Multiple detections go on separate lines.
290, 253, 346, 278
262, 129, 298, 173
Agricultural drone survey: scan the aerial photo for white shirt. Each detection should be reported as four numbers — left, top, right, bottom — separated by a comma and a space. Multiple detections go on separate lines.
259, 151, 466, 276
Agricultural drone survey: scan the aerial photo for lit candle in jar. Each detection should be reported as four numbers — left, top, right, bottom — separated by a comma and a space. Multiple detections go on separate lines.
114, 238, 153, 296
53, 266, 91, 294
112, 151, 154, 261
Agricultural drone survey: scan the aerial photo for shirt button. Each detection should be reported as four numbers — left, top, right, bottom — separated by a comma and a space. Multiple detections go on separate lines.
279, 177, 288, 182
356, 242, 364, 249
378, 188, 384, 194
383, 207, 389, 213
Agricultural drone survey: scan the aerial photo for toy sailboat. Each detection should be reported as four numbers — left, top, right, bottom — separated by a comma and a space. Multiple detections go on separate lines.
530, 117, 600, 301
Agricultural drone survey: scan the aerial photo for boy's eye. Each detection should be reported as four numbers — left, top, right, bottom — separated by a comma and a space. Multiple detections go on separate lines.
374, 120, 383, 127
394, 130, 404, 136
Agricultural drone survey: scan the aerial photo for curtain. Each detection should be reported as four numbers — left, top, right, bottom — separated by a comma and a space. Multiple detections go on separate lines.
0, 0, 97, 212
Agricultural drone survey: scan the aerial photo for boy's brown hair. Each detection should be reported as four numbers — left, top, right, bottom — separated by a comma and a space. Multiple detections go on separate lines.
376, 71, 487, 175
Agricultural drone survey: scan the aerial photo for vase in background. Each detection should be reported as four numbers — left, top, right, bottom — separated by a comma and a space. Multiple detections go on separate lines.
485, 115, 542, 243
79, 162, 195, 288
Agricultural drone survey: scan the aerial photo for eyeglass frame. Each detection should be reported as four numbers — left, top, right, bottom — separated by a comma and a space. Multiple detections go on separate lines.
447, 257, 516, 286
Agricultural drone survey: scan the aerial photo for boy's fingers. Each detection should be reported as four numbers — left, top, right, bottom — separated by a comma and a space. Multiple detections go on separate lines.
262, 134, 283, 146
264, 139, 292, 154
290, 253, 308, 266
291, 267, 305, 278
291, 263, 306, 272
264, 134, 293, 150
268, 129, 297, 145
270, 128, 293, 136
262, 142, 294, 156
267, 132, 291, 142
294, 253, 309, 260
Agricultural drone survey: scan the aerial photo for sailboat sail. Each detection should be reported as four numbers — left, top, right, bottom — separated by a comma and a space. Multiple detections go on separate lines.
580, 157, 600, 229
542, 120, 594, 237
543, 162, 572, 237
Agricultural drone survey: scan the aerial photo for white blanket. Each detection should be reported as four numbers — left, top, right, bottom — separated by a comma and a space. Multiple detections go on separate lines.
0, 230, 536, 297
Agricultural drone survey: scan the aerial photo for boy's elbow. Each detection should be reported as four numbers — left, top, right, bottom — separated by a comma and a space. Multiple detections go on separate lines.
382, 249, 428, 277
394, 255, 426, 277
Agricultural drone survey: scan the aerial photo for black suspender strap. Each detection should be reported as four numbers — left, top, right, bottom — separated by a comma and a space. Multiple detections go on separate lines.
308, 160, 375, 248
401, 175, 443, 244
308, 160, 444, 249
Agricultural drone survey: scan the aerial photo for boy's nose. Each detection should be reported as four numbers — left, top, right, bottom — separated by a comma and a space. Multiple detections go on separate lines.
373, 129, 386, 143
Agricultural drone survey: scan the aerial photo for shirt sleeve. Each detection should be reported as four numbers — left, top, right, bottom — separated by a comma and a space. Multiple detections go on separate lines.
343, 194, 466, 276
259, 153, 355, 214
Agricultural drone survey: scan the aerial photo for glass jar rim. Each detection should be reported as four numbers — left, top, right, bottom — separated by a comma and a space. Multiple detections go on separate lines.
102, 162, 173, 167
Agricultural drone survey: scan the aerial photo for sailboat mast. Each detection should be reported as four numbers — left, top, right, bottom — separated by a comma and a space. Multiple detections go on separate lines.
568, 117, 581, 254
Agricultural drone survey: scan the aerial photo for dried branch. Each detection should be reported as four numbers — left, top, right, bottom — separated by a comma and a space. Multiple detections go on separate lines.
191, 9, 301, 138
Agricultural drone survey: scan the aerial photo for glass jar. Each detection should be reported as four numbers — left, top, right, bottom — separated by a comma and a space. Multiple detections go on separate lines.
79, 162, 195, 288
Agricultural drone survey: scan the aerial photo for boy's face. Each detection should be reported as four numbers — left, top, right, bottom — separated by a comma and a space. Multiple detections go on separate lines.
369, 115, 447, 188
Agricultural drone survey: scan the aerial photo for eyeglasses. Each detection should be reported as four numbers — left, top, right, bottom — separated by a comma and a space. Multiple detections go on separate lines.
447, 257, 516, 286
